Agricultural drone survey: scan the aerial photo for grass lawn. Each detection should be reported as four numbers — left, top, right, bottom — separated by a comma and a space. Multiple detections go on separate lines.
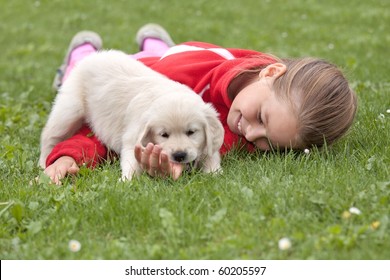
0, 0, 389, 259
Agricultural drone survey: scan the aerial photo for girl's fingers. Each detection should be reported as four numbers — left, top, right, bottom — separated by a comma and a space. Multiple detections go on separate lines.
159, 152, 170, 175
134, 143, 183, 179
140, 143, 154, 170
148, 145, 162, 176
134, 145, 143, 163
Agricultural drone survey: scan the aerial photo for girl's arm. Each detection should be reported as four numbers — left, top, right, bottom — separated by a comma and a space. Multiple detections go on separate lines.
43, 124, 108, 184
43, 124, 184, 183
45, 125, 107, 167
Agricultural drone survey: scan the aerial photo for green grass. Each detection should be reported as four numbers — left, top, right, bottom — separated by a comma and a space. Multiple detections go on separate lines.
0, 0, 389, 259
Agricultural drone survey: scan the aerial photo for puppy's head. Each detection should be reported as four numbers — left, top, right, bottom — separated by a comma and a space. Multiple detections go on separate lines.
138, 95, 224, 164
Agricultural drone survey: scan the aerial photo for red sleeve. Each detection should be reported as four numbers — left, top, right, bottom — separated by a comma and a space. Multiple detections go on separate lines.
45, 125, 107, 168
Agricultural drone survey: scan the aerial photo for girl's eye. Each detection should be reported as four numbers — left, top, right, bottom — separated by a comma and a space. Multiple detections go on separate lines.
257, 112, 263, 125
161, 132, 169, 138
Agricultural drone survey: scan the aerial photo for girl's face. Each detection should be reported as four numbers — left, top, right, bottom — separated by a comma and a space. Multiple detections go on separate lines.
227, 63, 300, 151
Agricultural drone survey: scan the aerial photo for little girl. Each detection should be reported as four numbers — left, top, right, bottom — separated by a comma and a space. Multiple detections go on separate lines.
43, 24, 357, 184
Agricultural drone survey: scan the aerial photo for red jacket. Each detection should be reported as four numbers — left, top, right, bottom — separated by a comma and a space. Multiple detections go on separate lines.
46, 42, 277, 167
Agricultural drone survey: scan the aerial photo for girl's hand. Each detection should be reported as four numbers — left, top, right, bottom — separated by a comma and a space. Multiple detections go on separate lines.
134, 143, 183, 180
44, 156, 80, 185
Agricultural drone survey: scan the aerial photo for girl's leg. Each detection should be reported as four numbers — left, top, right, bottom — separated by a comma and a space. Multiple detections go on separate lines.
132, 38, 170, 59
62, 44, 97, 81
131, 23, 175, 60
52, 31, 102, 91
54, 26, 174, 89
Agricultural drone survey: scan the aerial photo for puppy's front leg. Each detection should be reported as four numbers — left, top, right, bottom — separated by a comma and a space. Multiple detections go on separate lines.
201, 152, 222, 174
120, 147, 142, 181
39, 91, 84, 168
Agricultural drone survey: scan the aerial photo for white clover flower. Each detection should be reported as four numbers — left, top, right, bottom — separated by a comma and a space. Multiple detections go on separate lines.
349, 207, 361, 215
304, 148, 310, 154
386, 109, 390, 114
68, 239, 81, 252
278, 237, 292, 250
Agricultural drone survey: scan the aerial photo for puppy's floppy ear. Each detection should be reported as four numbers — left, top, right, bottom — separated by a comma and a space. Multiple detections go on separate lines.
139, 123, 155, 147
203, 104, 224, 156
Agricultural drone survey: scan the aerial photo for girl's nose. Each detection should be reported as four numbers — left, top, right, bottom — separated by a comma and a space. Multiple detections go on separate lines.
245, 123, 265, 142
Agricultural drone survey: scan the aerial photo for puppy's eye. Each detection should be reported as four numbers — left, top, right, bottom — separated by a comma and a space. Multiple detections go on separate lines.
186, 130, 195, 136
161, 132, 169, 138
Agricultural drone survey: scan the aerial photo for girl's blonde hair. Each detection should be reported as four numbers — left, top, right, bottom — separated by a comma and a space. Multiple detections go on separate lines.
274, 57, 357, 149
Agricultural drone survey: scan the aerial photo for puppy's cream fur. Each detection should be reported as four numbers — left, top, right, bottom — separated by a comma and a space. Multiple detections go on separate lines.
39, 50, 224, 180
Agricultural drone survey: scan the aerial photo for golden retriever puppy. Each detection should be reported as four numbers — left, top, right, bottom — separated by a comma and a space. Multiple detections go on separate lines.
39, 50, 224, 180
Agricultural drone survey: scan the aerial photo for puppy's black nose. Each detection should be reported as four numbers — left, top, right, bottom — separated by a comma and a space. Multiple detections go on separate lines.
172, 151, 187, 162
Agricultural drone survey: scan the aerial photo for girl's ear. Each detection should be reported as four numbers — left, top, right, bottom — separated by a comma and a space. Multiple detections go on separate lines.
259, 63, 287, 79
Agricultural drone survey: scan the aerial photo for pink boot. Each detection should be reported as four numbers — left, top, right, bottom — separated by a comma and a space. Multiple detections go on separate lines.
52, 31, 102, 91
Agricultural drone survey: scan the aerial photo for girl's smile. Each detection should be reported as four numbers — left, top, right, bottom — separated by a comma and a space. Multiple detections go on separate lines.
236, 115, 243, 135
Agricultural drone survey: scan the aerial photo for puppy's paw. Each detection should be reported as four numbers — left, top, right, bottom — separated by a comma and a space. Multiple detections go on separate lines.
121, 173, 133, 182
202, 161, 222, 174
121, 168, 140, 182
201, 152, 222, 174
212, 166, 223, 175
